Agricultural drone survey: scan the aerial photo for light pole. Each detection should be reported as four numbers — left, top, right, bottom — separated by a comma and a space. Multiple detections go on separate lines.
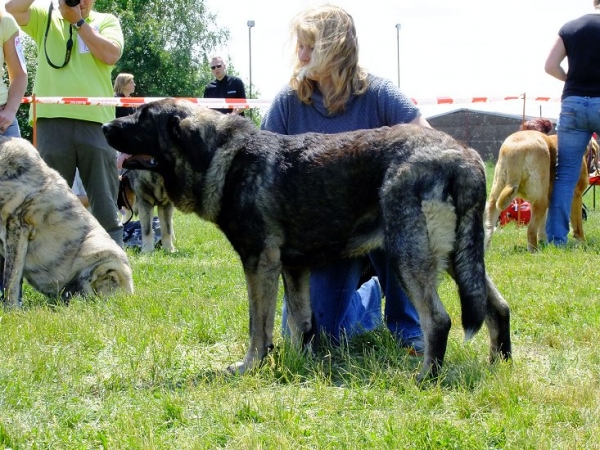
247, 20, 255, 99
395, 23, 401, 88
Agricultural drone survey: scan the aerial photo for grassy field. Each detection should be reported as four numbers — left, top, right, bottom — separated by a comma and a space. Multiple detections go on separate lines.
1, 164, 600, 449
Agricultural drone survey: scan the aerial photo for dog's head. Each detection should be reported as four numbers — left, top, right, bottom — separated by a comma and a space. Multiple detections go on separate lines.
102, 98, 223, 174
89, 260, 134, 296
78, 257, 134, 297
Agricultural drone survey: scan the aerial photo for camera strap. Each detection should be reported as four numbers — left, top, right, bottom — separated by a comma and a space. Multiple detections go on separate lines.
44, 2, 74, 69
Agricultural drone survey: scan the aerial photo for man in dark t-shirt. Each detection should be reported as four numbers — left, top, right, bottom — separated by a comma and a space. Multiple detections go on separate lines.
203, 56, 247, 115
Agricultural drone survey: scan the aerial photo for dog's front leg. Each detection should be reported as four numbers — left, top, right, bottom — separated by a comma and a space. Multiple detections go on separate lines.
137, 200, 156, 253
228, 247, 282, 375
281, 267, 315, 351
157, 203, 175, 252
2, 216, 30, 307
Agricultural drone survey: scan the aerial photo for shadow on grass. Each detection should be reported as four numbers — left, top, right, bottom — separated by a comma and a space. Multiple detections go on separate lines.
182, 329, 505, 392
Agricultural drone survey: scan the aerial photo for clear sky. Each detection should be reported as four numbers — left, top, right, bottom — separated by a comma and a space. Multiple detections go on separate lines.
203, 0, 594, 118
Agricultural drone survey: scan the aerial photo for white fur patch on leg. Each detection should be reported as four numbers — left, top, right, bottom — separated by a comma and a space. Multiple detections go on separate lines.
421, 200, 456, 273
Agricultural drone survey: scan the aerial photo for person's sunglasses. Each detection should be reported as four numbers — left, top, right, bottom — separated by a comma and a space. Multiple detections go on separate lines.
210, 64, 223, 70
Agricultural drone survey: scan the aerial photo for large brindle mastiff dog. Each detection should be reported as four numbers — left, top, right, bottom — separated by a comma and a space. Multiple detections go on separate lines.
0, 136, 134, 305
103, 98, 511, 380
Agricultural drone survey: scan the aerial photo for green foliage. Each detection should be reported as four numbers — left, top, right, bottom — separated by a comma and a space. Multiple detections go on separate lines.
96, 0, 229, 97
15, 35, 37, 141
15, 0, 238, 138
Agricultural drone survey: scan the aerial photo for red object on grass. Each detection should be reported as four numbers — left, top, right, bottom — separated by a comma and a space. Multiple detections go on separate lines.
499, 198, 531, 226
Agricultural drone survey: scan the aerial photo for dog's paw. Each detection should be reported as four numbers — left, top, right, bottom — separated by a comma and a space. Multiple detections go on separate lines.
226, 361, 248, 375
161, 242, 176, 253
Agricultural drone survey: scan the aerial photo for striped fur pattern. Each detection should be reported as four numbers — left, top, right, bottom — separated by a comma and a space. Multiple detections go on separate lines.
120, 169, 175, 252
0, 137, 134, 305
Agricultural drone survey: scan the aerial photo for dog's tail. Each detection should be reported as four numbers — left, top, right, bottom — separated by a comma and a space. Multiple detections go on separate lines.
496, 185, 518, 211
450, 154, 489, 340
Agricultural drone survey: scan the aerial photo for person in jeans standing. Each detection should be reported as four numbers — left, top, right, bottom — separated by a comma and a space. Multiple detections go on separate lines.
544, 0, 600, 246
6, 0, 124, 246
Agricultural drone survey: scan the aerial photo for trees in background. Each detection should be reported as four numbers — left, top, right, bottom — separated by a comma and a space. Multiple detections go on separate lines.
15, 0, 234, 139
97, 0, 229, 97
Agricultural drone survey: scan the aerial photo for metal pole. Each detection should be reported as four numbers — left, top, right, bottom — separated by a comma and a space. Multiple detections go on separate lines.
395, 23, 401, 88
247, 20, 255, 120
247, 20, 255, 99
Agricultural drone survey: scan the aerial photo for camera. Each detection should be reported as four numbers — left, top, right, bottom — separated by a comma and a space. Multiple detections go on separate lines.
64, 0, 80, 6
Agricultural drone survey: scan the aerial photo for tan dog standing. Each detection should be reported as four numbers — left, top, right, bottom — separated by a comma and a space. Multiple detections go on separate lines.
485, 127, 596, 252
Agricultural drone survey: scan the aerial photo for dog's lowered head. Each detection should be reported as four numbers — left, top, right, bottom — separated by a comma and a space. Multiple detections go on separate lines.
103, 98, 224, 174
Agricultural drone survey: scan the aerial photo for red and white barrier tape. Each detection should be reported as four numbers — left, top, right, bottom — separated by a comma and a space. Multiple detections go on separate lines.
21, 97, 273, 109
21, 95, 562, 109
411, 95, 560, 105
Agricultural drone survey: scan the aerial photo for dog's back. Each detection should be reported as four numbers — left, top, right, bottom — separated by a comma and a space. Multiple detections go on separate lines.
494, 131, 555, 210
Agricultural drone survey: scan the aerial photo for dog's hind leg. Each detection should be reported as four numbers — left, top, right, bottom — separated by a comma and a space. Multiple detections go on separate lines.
405, 279, 451, 381
484, 274, 511, 362
228, 247, 282, 375
484, 173, 513, 250
527, 200, 548, 252
387, 201, 457, 381
281, 267, 315, 350
157, 203, 176, 252
570, 161, 587, 242
484, 197, 502, 250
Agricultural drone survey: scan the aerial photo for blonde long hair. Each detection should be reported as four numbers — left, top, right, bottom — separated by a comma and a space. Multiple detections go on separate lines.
289, 5, 369, 114
113, 73, 134, 96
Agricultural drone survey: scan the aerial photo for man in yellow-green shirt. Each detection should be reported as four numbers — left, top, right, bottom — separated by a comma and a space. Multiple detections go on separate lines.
6, 0, 124, 246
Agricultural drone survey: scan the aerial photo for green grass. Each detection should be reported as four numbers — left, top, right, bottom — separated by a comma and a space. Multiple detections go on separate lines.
1, 164, 600, 448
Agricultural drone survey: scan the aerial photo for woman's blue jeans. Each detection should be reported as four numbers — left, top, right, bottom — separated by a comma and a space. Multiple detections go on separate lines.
1, 117, 21, 138
547, 96, 600, 245
281, 249, 422, 344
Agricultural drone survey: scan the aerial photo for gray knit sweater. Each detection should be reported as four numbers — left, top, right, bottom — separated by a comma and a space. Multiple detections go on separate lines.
261, 74, 421, 135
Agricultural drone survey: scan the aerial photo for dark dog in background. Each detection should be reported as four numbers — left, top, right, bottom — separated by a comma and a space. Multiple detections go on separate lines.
119, 169, 175, 252
103, 98, 512, 381
0, 137, 134, 305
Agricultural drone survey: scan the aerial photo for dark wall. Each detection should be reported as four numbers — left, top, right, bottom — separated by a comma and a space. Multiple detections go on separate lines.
428, 109, 554, 162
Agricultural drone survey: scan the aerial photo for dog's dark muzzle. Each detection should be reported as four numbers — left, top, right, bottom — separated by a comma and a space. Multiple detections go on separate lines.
102, 122, 123, 149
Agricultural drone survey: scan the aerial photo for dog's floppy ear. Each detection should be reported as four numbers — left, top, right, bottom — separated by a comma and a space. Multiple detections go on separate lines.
168, 115, 215, 171
152, 113, 182, 156
168, 114, 186, 141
